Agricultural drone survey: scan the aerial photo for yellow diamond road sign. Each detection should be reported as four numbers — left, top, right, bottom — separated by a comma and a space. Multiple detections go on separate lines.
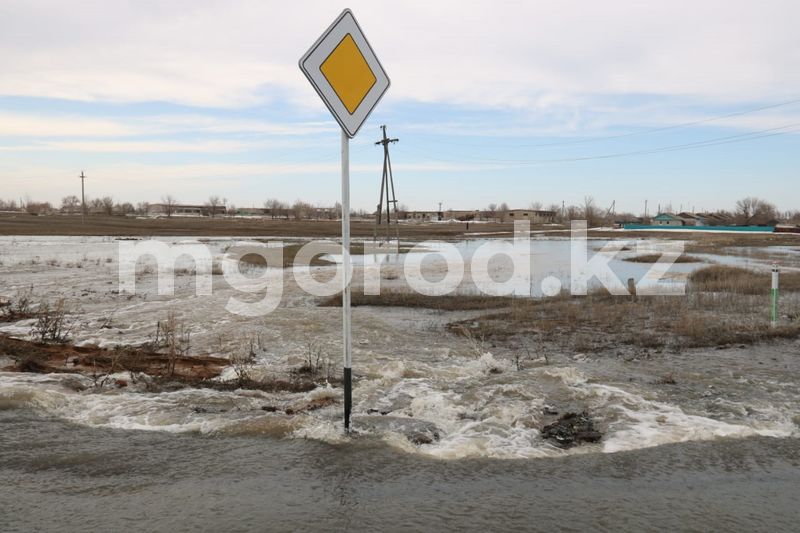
299, 9, 390, 138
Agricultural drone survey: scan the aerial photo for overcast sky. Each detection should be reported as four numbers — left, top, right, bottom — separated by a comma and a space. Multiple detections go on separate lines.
1, 0, 798, 214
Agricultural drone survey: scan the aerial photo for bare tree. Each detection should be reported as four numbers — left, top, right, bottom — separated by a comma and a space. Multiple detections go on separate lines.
0, 199, 19, 211
485, 203, 497, 221
263, 198, 282, 219
529, 201, 543, 211
26, 201, 52, 215
161, 195, 178, 218
22, 195, 52, 215
101, 196, 115, 215
292, 200, 312, 220
61, 195, 80, 212
566, 204, 581, 221
735, 197, 777, 225
117, 202, 135, 215
547, 203, 563, 223
498, 202, 509, 222
583, 196, 598, 227
205, 195, 224, 218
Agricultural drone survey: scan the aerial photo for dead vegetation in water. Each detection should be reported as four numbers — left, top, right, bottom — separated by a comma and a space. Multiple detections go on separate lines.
0, 333, 227, 379
0, 311, 332, 394
30, 297, 74, 343
0, 332, 324, 394
0, 286, 37, 322
316, 265, 800, 352
320, 288, 514, 311
293, 339, 337, 382
1, 288, 77, 343
445, 269, 800, 351
623, 254, 704, 263
315, 269, 800, 352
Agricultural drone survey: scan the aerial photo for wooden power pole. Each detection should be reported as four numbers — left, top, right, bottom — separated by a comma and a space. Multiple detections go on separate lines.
79, 171, 87, 224
374, 125, 399, 242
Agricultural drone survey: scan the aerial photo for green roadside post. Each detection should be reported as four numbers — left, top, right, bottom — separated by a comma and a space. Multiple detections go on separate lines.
771, 263, 779, 328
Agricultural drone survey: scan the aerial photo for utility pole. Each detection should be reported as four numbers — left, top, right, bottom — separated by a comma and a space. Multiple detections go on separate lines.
373, 125, 399, 242
644, 199, 648, 218
79, 171, 87, 224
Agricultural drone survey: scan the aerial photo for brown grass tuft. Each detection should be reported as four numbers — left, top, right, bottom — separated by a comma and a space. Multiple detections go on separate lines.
624, 254, 704, 263
689, 265, 800, 294
320, 289, 516, 311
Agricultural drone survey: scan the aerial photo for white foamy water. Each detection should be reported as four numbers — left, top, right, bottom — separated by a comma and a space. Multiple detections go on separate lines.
3, 356, 796, 460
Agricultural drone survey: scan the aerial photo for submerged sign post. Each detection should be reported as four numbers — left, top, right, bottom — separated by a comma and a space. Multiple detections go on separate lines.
299, 9, 390, 433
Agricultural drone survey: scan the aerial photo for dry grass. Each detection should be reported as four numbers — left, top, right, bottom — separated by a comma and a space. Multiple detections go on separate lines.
689, 265, 800, 294
624, 254, 704, 263
315, 264, 800, 352
320, 288, 516, 311
448, 289, 800, 351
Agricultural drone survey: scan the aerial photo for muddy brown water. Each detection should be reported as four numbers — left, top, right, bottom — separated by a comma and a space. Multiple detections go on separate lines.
3, 234, 800, 530
1, 410, 799, 532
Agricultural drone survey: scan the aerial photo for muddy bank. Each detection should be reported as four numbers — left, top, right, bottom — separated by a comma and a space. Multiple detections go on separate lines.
0, 334, 336, 396
0, 333, 228, 379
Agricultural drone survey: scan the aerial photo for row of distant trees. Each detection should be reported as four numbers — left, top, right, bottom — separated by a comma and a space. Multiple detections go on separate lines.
482, 196, 798, 226
0, 195, 133, 216
0, 194, 346, 220
1, 194, 798, 225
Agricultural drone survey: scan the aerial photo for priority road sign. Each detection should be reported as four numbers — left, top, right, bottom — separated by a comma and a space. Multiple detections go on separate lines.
299, 9, 391, 434
299, 9, 390, 138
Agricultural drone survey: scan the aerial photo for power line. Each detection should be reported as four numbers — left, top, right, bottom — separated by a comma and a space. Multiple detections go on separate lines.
405, 96, 800, 150
399, 121, 800, 166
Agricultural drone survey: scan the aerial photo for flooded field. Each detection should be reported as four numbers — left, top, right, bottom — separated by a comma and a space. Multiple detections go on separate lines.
2, 233, 800, 530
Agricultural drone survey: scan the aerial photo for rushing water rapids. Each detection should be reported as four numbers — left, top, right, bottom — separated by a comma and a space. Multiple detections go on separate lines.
1, 336, 799, 459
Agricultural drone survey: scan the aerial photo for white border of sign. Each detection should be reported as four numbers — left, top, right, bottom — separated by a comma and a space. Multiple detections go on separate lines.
298, 9, 390, 138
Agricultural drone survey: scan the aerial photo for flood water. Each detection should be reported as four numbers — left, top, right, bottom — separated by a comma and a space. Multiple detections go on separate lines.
2, 410, 799, 532
2, 234, 800, 531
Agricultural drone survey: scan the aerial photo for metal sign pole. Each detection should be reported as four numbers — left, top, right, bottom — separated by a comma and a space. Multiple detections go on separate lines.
299, 8, 390, 435
341, 130, 353, 432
